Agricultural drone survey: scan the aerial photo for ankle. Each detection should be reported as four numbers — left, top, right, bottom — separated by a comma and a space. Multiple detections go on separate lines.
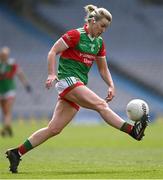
120, 122, 133, 134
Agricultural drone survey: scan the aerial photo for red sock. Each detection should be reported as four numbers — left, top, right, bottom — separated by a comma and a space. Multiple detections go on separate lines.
18, 139, 33, 156
120, 122, 133, 134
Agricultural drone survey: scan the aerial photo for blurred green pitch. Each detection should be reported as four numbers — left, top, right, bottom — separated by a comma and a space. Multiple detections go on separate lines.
0, 118, 163, 179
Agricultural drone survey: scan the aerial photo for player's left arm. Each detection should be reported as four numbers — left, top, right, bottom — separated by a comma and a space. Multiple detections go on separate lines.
16, 66, 32, 93
96, 56, 115, 102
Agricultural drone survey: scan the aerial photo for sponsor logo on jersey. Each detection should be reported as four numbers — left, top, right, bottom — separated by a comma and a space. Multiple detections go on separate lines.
79, 52, 95, 65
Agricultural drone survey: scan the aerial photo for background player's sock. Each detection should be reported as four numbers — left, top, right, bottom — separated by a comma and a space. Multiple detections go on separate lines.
18, 139, 33, 156
120, 122, 133, 134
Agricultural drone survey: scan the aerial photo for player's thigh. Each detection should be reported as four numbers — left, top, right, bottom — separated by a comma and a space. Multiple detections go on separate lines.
64, 85, 106, 110
48, 99, 78, 131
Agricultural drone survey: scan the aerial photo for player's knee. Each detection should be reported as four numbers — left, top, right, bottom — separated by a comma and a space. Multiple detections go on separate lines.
48, 126, 62, 137
94, 99, 108, 112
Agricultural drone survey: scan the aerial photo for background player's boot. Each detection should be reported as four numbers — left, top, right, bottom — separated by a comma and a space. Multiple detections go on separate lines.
5, 126, 13, 137
1, 128, 6, 137
6, 148, 21, 173
129, 114, 149, 141
1, 126, 13, 137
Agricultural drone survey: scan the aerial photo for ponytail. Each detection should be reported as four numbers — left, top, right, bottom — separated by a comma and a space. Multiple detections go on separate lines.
84, 4, 97, 14
84, 4, 112, 23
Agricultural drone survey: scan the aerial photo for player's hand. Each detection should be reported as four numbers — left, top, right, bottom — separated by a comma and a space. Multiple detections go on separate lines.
25, 84, 32, 93
45, 74, 59, 89
105, 86, 115, 102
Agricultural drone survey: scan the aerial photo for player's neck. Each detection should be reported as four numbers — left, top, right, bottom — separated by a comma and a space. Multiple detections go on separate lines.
86, 24, 94, 38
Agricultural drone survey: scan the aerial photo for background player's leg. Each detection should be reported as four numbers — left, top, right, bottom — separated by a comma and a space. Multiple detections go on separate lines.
1, 98, 15, 136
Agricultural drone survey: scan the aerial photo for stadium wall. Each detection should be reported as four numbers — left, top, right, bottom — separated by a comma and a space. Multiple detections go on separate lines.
0, 3, 162, 123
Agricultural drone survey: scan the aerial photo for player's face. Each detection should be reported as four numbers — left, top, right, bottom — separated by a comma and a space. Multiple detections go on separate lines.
0, 51, 9, 62
0, 47, 10, 62
91, 18, 110, 37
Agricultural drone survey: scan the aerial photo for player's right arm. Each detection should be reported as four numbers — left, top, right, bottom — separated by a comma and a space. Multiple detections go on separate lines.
16, 66, 32, 93
46, 39, 68, 89
46, 29, 80, 89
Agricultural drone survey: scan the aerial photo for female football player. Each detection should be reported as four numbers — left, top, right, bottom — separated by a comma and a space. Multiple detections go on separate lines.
6, 5, 148, 173
0, 47, 32, 137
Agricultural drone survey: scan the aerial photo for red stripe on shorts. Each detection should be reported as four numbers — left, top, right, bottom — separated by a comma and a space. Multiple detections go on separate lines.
59, 97, 80, 111
58, 81, 84, 111
59, 81, 84, 98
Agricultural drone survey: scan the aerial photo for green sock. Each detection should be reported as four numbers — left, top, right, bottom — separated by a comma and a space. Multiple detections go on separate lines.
18, 139, 33, 156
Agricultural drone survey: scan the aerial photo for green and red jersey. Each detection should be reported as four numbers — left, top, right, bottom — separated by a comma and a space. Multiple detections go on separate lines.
0, 58, 18, 94
58, 24, 106, 84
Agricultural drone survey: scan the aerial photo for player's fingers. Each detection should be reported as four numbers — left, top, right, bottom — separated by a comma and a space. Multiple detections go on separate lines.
45, 82, 50, 89
45, 79, 53, 89
45, 76, 59, 89
105, 92, 114, 102
53, 78, 59, 85
109, 89, 115, 98
55, 77, 59, 82
105, 96, 111, 102
105, 97, 112, 103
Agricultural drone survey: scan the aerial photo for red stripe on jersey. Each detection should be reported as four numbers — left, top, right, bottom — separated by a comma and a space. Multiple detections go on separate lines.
62, 29, 80, 48
5, 64, 18, 79
97, 41, 106, 57
61, 49, 96, 67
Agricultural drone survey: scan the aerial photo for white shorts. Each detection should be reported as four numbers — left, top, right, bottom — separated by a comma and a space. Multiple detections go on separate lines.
55, 77, 84, 96
55, 77, 84, 111
0, 90, 16, 100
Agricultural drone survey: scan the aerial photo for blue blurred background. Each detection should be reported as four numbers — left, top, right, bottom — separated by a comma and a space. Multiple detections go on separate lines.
0, 0, 163, 123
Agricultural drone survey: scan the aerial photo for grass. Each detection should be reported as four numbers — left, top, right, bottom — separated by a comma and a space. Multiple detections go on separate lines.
0, 119, 163, 179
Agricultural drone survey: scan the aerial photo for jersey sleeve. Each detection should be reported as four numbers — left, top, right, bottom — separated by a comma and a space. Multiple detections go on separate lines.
5, 63, 18, 79
61, 29, 80, 48
97, 41, 106, 57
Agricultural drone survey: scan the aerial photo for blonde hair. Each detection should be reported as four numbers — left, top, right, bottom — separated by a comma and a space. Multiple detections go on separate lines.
84, 4, 112, 23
